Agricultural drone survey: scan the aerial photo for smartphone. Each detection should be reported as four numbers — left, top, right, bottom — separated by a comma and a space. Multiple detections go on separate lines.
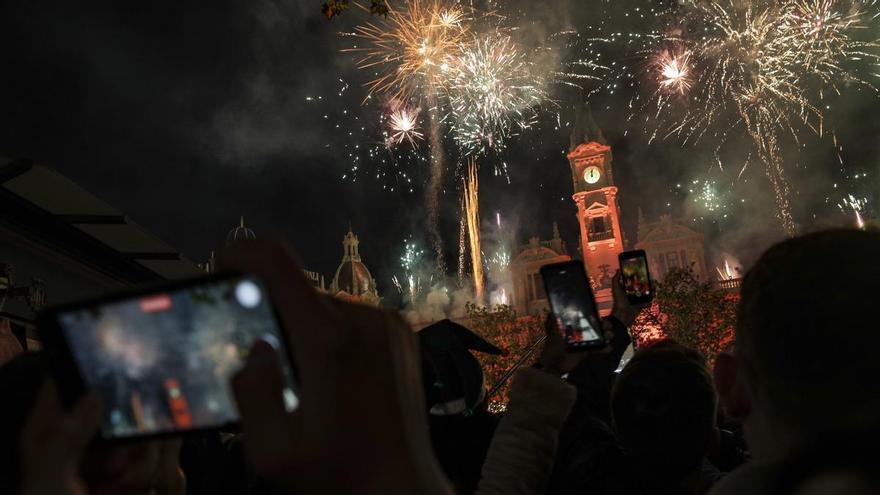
540, 260, 605, 351
619, 249, 654, 304
37, 273, 299, 441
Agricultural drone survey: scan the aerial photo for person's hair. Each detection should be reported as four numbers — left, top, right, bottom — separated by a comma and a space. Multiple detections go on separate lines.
611, 340, 717, 478
737, 228, 880, 436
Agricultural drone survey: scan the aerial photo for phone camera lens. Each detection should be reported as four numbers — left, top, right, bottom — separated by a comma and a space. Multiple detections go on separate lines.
235, 280, 262, 309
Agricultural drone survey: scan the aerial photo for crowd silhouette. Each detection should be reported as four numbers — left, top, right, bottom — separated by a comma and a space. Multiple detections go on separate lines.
1, 229, 879, 494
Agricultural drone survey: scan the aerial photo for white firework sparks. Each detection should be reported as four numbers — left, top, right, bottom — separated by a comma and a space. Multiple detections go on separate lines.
387, 107, 424, 147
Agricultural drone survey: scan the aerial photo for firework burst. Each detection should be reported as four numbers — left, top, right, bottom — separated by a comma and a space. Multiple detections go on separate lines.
638, 0, 880, 234
448, 32, 547, 154
387, 106, 424, 147
655, 48, 693, 95
393, 241, 428, 305
344, 0, 468, 101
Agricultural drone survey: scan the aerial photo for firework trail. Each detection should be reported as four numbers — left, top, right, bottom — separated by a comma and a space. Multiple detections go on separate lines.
458, 201, 467, 285
463, 158, 484, 304
426, 93, 447, 275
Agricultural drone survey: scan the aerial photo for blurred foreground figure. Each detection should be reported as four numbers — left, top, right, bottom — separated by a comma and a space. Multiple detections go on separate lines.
14, 240, 454, 495
419, 319, 503, 494
221, 240, 453, 495
0, 352, 185, 495
712, 229, 880, 494
0, 319, 23, 367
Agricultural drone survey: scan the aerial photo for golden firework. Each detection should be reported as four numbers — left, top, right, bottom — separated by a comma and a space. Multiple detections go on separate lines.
345, 0, 468, 100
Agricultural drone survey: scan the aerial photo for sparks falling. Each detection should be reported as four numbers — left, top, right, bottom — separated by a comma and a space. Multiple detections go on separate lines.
463, 159, 484, 305
487, 248, 510, 274
839, 194, 868, 229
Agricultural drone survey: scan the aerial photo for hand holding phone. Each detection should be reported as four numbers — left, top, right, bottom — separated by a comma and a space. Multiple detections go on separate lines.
38, 274, 299, 441
541, 261, 605, 351
217, 240, 452, 494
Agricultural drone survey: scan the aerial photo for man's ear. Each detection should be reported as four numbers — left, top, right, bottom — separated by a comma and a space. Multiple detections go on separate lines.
713, 352, 751, 421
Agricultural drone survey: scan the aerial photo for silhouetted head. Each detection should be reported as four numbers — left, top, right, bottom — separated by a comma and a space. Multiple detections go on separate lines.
418, 319, 503, 416
611, 340, 717, 479
719, 229, 880, 458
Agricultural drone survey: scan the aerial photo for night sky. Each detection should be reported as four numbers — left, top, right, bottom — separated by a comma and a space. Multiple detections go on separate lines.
2, 0, 878, 301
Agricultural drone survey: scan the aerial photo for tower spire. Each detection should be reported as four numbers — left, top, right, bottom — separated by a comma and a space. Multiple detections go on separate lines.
570, 101, 606, 151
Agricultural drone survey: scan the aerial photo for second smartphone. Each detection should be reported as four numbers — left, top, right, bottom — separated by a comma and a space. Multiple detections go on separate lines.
541, 260, 605, 351
619, 249, 654, 304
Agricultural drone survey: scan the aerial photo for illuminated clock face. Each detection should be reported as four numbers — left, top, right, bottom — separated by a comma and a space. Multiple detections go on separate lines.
583, 166, 601, 184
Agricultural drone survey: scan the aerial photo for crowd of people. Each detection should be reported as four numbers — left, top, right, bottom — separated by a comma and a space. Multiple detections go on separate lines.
1, 228, 879, 494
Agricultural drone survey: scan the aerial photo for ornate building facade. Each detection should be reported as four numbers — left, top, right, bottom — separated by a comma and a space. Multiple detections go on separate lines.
329, 227, 380, 306
506, 105, 712, 316
202, 219, 377, 304
635, 212, 708, 280
566, 110, 624, 315
509, 224, 571, 316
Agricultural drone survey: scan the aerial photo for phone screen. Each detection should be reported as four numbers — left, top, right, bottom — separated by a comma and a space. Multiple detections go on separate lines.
53, 275, 298, 439
620, 252, 653, 303
541, 262, 604, 349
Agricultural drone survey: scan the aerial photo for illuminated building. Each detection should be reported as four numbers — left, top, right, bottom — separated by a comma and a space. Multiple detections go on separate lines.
303, 270, 327, 292
508, 224, 571, 316
635, 211, 708, 280
329, 226, 380, 306
566, 105, 624, 315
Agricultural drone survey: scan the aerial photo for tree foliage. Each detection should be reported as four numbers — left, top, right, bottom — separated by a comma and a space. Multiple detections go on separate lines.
321, 0, 388, 20
465, 303, 544, 409
632, 266, 738, 360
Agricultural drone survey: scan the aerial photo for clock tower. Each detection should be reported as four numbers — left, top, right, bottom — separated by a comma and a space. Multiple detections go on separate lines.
567, 106, 623, 314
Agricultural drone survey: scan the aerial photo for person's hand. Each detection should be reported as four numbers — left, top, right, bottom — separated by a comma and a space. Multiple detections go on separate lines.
610, 270, 648, 327
219, 239, 452, 495
539, 315, 615, 376
84, 439, 186, 495
19, 382, 102, 495
20, 381, 186, 495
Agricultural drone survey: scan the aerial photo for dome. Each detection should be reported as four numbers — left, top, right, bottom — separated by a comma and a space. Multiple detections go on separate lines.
227, 216, 256, 244
329, 226, 379, 305
333, 260, 374, 295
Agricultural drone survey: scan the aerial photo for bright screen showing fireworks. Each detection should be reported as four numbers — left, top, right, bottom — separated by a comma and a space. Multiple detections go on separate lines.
56, 275, 298, 438
621, 257, 652, 299
543, 263, 602, 346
